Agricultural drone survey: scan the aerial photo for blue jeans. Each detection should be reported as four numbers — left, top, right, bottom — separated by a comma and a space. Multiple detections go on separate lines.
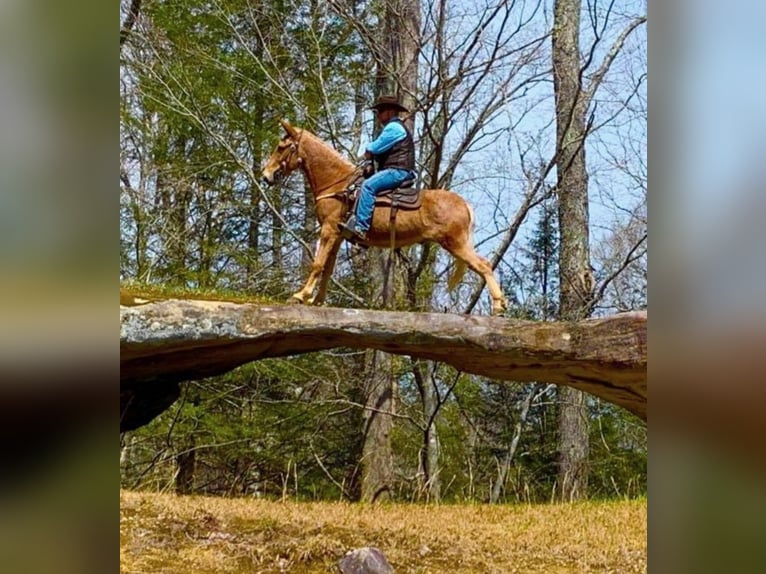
354, 168, 413, 233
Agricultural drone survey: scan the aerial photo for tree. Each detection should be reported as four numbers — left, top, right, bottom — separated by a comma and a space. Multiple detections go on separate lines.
359, 0, 422, 503
551, 0, 646, 501
552, 0, 593, 502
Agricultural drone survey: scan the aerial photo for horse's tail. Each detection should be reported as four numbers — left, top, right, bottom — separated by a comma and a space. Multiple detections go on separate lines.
447, 202, 474, 292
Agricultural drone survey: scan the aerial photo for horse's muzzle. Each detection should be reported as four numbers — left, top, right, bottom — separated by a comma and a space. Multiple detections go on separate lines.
262, 170, 281, 186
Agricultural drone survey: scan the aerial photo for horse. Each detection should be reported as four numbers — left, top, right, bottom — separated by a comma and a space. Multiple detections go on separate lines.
261, 119, 507, 315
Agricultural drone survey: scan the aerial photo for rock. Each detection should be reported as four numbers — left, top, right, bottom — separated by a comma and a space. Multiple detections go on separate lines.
120, 300, 647, 431
338, 547, 394, 574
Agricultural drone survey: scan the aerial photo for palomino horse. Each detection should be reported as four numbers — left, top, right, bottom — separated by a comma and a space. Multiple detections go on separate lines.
261, 119, 507, 315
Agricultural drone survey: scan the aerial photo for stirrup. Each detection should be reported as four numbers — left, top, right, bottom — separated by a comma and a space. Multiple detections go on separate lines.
342, 227, 367, 244
338, 215, 358, 239
338, 223, 367, 244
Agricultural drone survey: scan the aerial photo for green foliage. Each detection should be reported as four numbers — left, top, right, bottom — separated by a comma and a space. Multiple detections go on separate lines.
121, 354, 366, 500
504, 199, 560, 320
122, 352, 645, 504
587, 400, 647, 499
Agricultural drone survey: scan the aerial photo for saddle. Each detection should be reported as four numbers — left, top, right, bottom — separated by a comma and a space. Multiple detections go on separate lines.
348, 178, 421, 210
375, 178, 421, 209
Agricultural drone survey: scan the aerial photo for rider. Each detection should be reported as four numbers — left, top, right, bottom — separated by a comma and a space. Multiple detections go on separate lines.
339, 95, 416, 242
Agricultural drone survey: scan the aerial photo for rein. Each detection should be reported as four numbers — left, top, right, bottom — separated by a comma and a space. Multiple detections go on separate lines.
315, 169, 364, 203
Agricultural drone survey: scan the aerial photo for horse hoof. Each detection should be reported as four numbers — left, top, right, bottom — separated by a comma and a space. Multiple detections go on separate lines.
287, 295, 305, 305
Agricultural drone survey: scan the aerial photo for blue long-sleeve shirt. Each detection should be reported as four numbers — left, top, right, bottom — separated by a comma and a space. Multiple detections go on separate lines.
366, 120, 407, 156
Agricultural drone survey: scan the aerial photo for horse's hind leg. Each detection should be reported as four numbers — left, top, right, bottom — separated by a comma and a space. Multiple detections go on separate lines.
444, 242, 507, 315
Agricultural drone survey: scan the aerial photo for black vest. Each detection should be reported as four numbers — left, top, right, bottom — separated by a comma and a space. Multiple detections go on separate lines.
376, 118, 415, 172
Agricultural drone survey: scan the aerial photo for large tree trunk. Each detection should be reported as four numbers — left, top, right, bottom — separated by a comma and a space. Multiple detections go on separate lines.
360, 0, 421, 503
553, 0, 593, 502
556, 386, 589, 501
387, 0, 446, 503
361, 351, 395, 502
120, 0, 143, 47
121, 302, 647, 432
378, 0, 420, 131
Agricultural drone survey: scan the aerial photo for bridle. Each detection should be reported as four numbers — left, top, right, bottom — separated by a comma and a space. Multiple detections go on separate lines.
278, 131, 304, 175
272, 130, 364, 207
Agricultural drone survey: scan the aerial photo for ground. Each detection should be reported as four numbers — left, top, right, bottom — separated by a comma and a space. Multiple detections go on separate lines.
120, 490, 646, 573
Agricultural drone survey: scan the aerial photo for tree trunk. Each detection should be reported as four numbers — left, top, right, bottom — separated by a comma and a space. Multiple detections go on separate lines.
359, 0, 421, 502
556, 385, 589, 501
384, 0, 446, 504
361, 351, 394, 502
553, 0, 592, 502
175, 446, 195, 495
380, 0, 420, 131
270, 188, 284, 281
120, 0, 143, 47
490, 384, 536, 504
414, 360, 441, 502
246, 103, 264, 284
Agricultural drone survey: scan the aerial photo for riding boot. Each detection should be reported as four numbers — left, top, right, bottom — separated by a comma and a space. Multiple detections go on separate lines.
338, 216, 367, 243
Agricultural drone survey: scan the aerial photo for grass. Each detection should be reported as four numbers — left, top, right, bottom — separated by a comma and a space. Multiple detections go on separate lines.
120, 490, 646, 573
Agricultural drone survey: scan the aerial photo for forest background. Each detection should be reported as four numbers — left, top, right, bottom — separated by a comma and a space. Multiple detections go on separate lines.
119, 0, 647, 505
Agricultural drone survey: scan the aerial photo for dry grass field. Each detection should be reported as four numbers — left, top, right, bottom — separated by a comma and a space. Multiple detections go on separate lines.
120, 490, 646, 573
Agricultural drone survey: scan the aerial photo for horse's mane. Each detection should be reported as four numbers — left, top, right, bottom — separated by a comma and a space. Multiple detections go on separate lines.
300, 129, 355, 173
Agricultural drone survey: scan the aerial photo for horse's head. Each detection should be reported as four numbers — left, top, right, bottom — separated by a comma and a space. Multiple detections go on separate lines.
261, 119, 304, 185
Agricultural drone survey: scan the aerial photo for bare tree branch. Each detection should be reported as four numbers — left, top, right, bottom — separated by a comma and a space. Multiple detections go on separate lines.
588, 231, 647, 314
583, 16, 646, 108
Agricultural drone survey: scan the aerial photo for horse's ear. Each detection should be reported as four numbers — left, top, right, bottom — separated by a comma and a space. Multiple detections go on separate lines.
280, 118, 298, 138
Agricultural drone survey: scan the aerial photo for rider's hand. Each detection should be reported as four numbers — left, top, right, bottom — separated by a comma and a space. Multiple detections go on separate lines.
362, 161, 374, 178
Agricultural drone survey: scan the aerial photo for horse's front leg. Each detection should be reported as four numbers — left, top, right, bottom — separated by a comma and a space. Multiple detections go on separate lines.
311, 237, 342, 305
290, 224, 341, 305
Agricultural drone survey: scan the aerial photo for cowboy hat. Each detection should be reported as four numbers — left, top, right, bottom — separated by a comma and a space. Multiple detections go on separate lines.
368, 95, 409, 113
